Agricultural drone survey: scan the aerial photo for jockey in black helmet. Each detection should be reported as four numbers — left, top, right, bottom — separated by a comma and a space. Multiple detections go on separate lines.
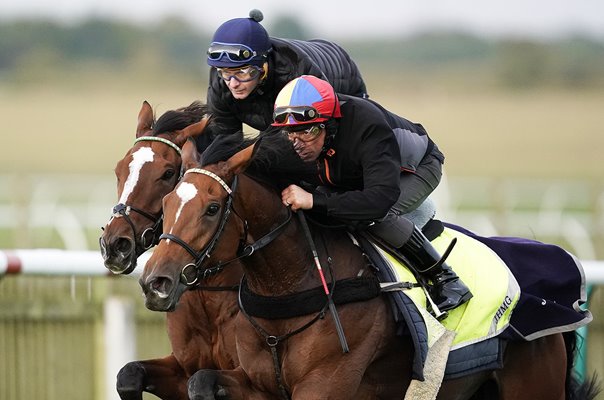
201, 9, 367, 150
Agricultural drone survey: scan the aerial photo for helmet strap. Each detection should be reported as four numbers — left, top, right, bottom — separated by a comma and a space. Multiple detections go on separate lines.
250, 62, 269, 96
321, 119, 338, 157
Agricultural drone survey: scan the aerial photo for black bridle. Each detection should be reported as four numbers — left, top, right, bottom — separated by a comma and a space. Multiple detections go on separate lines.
111, 202, 164, 251
159, 169, 292, 287
102, 136, 182, 272
160, 171, 239, 286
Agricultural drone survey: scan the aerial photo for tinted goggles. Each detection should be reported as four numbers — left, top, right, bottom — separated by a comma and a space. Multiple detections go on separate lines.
284, 124, 324, 142
273, 106, 323, 124
217, 66, 262, 82
207, 43, 258, 63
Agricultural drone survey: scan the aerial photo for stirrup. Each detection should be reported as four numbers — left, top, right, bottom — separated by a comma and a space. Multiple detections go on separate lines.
424, 286, 448, 320
414, 274, 449, 320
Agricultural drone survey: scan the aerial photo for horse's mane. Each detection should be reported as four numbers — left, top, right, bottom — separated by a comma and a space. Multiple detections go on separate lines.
199, 131, 317, 190
253, 132, 313, 175
152, 101, 208, 135
200, 132, 252, 166
200, 132, 311, 171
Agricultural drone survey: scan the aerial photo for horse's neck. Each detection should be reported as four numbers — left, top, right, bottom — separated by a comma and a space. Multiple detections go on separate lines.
234, 176, 312, 295
203, 263, 244, 287
235, 175, 361, 297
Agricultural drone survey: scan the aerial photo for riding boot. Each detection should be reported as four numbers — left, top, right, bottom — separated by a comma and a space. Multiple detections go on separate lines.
397, 226, 473, 312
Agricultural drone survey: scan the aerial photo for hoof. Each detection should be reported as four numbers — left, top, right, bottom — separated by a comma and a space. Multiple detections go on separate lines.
189, 369, 227, 400
116, 361, 146, 400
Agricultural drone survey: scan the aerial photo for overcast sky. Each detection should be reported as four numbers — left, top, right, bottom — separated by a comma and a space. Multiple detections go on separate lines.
1, 0, 604, 41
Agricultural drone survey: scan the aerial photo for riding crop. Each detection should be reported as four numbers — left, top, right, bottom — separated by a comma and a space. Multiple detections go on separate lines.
297, 210, 349, 353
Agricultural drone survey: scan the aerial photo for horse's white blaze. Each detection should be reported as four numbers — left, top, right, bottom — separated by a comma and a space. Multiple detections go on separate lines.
168, 182, 198, 239
118, 147, 155, 205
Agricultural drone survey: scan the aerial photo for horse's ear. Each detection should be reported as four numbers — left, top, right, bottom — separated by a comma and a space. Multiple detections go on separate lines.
181, 138, 201, 170
136, 101, 154, 138
226, 142, 257, 175
173, 116, 211, 147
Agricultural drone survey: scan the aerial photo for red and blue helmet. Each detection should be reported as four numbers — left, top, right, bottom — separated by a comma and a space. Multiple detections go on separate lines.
272, 75, 342, 128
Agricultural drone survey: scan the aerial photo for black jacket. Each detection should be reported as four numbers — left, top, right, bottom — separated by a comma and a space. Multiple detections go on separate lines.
205, 38, 367, 138
311, 95, 441, 222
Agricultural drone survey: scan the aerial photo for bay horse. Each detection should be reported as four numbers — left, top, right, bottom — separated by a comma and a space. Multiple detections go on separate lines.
99, 101, 243, 400
140, 133, 598, 400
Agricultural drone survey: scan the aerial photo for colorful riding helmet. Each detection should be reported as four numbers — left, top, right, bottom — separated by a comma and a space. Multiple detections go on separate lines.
272, 75, 342, 128
207, 9, 271, 68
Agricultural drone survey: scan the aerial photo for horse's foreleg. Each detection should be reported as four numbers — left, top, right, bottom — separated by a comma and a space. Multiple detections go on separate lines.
189, 368, 272, 400
116, 356, 188, 400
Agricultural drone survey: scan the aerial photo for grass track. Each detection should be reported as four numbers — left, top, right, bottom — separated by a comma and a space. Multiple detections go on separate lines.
1, 77, 602, 181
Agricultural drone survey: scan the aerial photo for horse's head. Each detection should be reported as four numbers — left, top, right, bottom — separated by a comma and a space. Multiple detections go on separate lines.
100, 100, 210, 274
139, 139, 255, 311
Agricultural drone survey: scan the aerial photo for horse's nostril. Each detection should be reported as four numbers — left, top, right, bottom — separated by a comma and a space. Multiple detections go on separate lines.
148, 276, 173, 298
116, 237, 133, 254
152, 277, 167, 291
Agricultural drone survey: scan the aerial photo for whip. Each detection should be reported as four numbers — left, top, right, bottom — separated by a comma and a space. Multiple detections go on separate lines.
297, 210, 349, 353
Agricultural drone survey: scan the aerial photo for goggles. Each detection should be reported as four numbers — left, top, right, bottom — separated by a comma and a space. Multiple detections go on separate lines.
284, 124, 324, 142
273, 106, 324, 125
216, 66, 262, 83
207, 43, 259, 63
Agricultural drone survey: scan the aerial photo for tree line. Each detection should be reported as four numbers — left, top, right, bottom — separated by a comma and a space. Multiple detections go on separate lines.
1, 16, 603, 89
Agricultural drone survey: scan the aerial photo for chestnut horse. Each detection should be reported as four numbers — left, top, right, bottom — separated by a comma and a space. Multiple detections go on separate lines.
140, 134, 598, 400
99, 101, 242, 399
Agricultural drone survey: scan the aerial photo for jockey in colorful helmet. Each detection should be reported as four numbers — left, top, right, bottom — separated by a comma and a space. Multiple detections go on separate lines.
273, 75, 472, 314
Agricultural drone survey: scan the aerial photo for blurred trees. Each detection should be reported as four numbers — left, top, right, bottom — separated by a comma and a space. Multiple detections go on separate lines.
0, 17, 210, 85
1, 16, 603, 90
268, 15, 310, 39
493, 37, 604, 88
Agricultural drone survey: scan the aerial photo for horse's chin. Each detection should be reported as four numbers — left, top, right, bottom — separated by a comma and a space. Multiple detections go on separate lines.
141, 278, 186, 312
144, 296, 178, 312
104, 260, 137, 275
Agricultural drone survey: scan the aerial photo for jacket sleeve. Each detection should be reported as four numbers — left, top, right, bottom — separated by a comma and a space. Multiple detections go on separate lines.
312, 123, 401, 222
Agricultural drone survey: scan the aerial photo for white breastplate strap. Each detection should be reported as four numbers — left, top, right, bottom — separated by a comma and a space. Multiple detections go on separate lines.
185, 168, 232, 195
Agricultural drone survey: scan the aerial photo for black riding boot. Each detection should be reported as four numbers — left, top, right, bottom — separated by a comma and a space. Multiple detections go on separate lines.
398, 226, 472, 312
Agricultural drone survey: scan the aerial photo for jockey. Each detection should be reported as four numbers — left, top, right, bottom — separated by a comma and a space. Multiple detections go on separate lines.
202, 9, 367, 149
273, 75, 472, 312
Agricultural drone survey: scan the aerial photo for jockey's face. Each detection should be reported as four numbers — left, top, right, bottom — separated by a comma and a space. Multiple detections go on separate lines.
217, 66, 262, 100
288, 125, 326, 162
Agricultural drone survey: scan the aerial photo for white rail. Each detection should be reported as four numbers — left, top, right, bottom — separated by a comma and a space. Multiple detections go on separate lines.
1, 249, 603, 283
0, 248, 148, 276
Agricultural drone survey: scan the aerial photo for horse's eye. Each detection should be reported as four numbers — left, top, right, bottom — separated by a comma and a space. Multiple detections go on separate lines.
206, 203, 220, 216
161, 169, 176, 181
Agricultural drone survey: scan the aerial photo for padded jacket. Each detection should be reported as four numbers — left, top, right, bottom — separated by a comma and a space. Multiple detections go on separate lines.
205, 38, 368, 138
311, 95, 443, 222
